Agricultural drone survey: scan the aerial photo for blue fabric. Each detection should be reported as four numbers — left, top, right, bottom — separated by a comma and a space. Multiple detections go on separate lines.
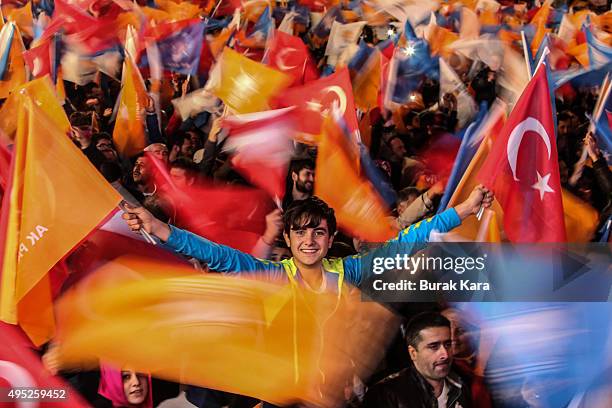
164, 208, 462, 287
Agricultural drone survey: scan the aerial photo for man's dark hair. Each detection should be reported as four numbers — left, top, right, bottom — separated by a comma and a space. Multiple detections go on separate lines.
404, 312, 451, 348
283, 196, 336, 237
90, 133, 113, 148
290, 158, 315, 176
170, 157, 198, 175
557, 111, 572, 123
397, 187, 421, 206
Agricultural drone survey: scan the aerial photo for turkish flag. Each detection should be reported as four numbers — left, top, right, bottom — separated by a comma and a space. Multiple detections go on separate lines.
266, 30, 318, 86
0, 322, 89, 407
478, 65, 566, 242
22, 40, 53, 79
272, 67, 359, 142
222, 107, 297, 200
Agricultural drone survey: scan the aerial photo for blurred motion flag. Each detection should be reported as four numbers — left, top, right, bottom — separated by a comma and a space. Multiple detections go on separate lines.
171, 88, 221, 121
0, 97, 121, 345
274, 67, 359, 142
208, 47, 292, 114
352, 46, 382, 111
315, 114, 395, 241
4, 3, 33, 39
561, 189, 599, 243
266, 30, 318, 86
143, 18, 205, 75
478, 64, 566, 243
0, 22, 26, 99
593, 73, 612, 162
0, 322, 89, 407
311, 6, 344, 38
149, 158, 274, 252
584, 20, 612, 68
529, 0, 552, 55
222, 108, 297, 200
22, 37, 55, 79
55, 255, 397, 406
445, 101, 506, 241
439, 58, 477, 128
0, 76, 70, 140
385, 19, 438, 106
460, 6, 480, 40
113, 56, 149, 158
325, 20, 366, 59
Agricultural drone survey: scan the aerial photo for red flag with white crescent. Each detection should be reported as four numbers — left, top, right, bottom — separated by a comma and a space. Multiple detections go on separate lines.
478, 64, 566, 242
272, 67, 358, 142
265, 30, 318, 86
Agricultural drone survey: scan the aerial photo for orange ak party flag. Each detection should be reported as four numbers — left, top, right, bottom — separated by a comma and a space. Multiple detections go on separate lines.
315, 114, 395, 242
0, 22, 27, 99
0, 94, 121, 345
113, 55, 149, 158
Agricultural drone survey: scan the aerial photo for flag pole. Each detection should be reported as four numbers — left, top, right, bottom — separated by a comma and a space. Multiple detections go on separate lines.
520, 30, 532, 79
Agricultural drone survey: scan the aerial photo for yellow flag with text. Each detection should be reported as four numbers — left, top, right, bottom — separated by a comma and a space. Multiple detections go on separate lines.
0, 98, 121, 345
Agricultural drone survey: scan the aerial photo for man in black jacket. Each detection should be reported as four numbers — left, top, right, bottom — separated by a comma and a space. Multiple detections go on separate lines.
362, 312, 471, 408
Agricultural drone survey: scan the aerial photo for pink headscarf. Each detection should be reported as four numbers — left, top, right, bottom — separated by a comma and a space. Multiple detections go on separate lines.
98, 364, 153, 408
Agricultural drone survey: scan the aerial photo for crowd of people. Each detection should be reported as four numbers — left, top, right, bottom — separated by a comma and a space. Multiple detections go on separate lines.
1, 0, 612, 407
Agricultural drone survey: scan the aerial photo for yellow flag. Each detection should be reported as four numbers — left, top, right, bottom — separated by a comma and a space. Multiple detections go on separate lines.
530, 0, 552, 55
5, 4, 33, 39
0, 23, 27, 99
315, 115, 395, 242
0, 76, 70, 139
209, 48, 292, 114
0, 97, 121, 345
113, 57, 149, 157
56, 255, 397, 406
353, 49, 381, 111
562, 189, 599, 243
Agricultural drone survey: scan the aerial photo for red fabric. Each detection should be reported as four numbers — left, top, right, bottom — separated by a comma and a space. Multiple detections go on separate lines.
22, 40, 53, 79
0, 322, 89, 407
478, 65, 566, 242
266, 30, 319, 86
272, 67, 359, 136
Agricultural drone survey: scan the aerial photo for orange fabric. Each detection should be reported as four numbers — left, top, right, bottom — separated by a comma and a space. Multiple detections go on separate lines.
0, 23, 27, 99
113, 57, 149, 157
0, 95, 120, 344
315, 116, 395, 241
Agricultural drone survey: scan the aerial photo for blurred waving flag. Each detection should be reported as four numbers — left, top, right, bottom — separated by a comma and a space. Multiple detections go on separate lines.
22, 35, 58, 80
113, 47, 149, 158
208, 47, 292, 114
385, 19, 438, 106
222, 108, 297, 200
265, 30, 319, 86
0, 83, 120, 345
478, 64, 566, 243
142, 18, 205, 76
315, 114, 395, 242
0, 22, 26, 99
584, 19, 612, 68
351, 45, 383, 111
311, 6, 345, 38
593, 74, 612, 163
273, 67, 359, 143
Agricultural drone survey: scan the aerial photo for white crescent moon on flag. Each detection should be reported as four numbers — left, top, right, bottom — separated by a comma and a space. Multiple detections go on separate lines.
32, 57, 42, 77
0, 360, 39, 408
506, 117, 551, 181
276, 48, 299, 70
322, 85, 347, 115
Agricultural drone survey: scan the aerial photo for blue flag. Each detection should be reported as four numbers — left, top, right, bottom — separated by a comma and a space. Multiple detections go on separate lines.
584, 17, 612, 68
250, 6, 273, 41
156, 20, 205, 75
311, 6, 344, 38
387, 20, 438, 105
437, 102, 488, 213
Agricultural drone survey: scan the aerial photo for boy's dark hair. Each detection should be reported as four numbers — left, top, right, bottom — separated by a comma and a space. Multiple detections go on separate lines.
283, 196, 336, 237
170, 157, 197, 172
397, 187, 421, 205
404, 312, 451, 348
290, 158, 315, 176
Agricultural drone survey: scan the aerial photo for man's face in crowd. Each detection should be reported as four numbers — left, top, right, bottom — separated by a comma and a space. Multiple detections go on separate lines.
149, 145, 169, 164
557, 119, 571, 139
181, 138, 194, 158
442, 309, 476, 359
133, 157, 150, 185
409, 326, 453, 382
96, 138, 117, 161
284, 219, 333, 268
169, 167, 194, 189
292, 168, 314, 194
390, 138, 407, 160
